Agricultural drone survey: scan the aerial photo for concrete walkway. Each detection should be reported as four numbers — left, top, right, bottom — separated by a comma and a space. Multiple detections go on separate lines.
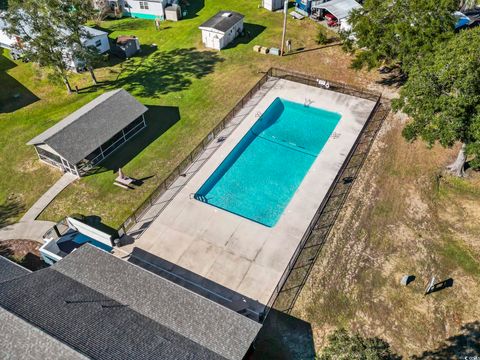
0, 220, 55, 241
0, 172, 76, 242
21, 173, 77, 222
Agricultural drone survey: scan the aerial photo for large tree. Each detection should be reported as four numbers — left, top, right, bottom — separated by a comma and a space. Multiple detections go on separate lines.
393, 27, 480, 176
2, 0, 74, 92
2, 0, 101, 91
343, 0, 459, 73
61, 0, 101, 84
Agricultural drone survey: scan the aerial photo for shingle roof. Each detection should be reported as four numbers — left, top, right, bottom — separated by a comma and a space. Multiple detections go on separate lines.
0, 245, 261, 360
0, 308, 88, 360
199, 11, 244, 33
0, 256, 30, 283
53, 245, 262, 360
0, 269, 225, 360
27, 89, 148, 164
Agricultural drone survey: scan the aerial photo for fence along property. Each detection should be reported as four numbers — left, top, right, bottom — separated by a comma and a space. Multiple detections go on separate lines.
117, 67, 387, 318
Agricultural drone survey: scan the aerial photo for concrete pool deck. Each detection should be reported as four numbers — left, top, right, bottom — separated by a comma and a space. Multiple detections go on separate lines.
121, 79, 377, 306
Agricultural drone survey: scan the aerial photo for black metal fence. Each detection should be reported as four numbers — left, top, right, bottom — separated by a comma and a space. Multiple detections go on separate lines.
116, 68, 390, 323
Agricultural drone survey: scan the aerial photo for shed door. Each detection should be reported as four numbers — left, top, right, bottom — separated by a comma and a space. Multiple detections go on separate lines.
213, 36, 220, 49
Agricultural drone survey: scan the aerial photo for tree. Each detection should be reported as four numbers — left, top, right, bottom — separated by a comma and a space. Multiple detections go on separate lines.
318, 328, 398, 360
2, 0, 74, 92
2, 0, 102, 91
342, 0, 458, 73
393, 27, 480, 176
61, 0, 102, 84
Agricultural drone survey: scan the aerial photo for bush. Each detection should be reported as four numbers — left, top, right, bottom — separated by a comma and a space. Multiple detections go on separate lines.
318, 328, 399, 360
317, 29, 329, 45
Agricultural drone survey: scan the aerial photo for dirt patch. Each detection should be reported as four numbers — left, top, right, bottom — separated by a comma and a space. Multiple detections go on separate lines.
0, 239, 47, 271
292, 110, 480, 357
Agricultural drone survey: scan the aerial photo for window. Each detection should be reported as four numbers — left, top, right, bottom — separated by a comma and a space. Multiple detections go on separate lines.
139, 1, 149, 10
95, 39, 102, 48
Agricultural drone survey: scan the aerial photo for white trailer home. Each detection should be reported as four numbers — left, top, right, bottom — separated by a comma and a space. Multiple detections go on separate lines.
0, 16, 110, 70
124, 0, 168, 20
199, 11, 244, 50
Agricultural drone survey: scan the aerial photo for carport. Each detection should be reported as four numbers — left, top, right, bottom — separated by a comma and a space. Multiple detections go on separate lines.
311, 0, 362, 21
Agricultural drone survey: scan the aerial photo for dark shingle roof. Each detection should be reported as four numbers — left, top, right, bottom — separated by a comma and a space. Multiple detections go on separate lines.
0, 269, 225, 360
199, 11, 244, 33
0, 256, 30, 283
27, 89, 148, 164
0, 308, 88, 360
0, 245, 261, 360
53, 245, 261, 360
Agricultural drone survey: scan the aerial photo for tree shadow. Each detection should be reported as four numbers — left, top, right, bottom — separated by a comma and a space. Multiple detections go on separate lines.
413, 321, 480, 359
112, 47, 223, 98
182, 0, 205, 19
91, 105, 180, 174
376, 66, 408, 88
0, 197, 25, 229
224, 23, 266, 49
251, 309, 316, 360
0, 50, 39, 113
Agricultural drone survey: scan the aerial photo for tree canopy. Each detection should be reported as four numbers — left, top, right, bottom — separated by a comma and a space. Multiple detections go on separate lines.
318, 328, 398, 360
343, 0, 459, 73
2, 0, 99, 91
393, 27, 480, 175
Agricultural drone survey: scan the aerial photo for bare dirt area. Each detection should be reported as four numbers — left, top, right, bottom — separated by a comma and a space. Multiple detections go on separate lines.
291, 110, 480, 358
0, 239, 47, 271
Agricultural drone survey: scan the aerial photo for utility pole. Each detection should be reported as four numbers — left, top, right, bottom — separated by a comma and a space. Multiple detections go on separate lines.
280, 0, 288, 56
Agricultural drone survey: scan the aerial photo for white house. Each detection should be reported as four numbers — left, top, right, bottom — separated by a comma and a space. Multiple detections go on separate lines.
199, 11, 244, 50
0, 16, 110, 70
124, 0, 168, 20
66, 26, 110, 71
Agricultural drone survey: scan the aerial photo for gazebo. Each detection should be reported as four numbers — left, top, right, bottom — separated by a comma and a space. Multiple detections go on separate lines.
27, 89, 148, 177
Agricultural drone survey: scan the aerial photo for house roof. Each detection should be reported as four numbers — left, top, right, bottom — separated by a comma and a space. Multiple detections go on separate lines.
0, 257, 86, 359
82, 25, 108, 38
0, 256, 30, 283
199, 11, 244, 33
312, 0, 362, 20
0, 307, 88, 360
27, 89, 148, 164
0, 245, 261, 360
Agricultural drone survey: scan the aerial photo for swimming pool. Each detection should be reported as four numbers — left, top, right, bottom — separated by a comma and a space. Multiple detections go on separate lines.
195, 97, 342, 227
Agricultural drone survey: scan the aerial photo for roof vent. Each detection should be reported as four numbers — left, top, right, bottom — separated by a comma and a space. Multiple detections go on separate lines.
222, 12, 232, 17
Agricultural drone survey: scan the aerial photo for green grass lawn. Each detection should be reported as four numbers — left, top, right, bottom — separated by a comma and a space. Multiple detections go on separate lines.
0, 0, 374, 228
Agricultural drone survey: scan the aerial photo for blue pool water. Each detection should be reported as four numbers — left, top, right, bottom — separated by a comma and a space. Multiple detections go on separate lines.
73, 233, 113, 252
195, 98, 342, 227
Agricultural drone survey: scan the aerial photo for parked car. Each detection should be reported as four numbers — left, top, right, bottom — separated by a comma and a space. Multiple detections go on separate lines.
324, 12, 336, 21
327, 19, 338, 27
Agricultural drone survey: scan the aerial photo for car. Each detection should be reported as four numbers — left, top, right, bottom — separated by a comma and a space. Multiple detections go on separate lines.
327, 19, 338, 27
324, 12, 336, 21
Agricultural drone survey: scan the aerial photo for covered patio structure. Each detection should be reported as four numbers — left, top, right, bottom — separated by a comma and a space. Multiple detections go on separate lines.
27, 89, 148, 177
311, 0, 362, 23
